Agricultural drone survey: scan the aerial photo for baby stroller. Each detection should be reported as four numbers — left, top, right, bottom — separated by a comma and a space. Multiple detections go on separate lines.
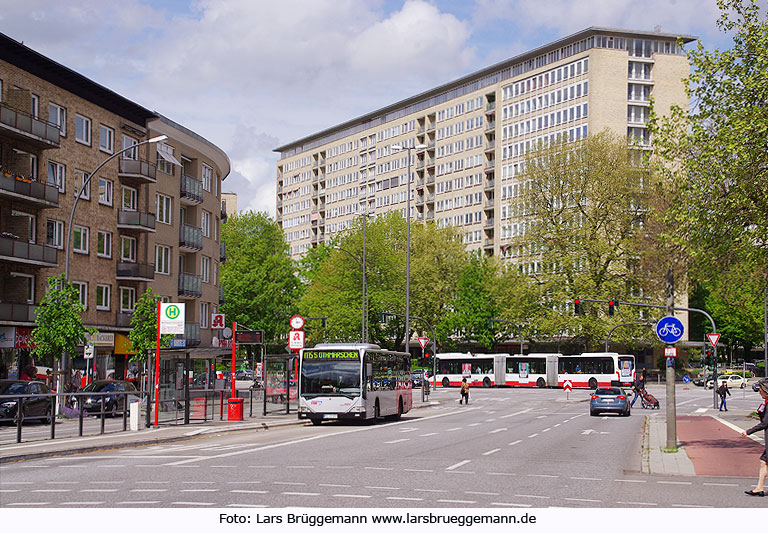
639, 388, 659, 409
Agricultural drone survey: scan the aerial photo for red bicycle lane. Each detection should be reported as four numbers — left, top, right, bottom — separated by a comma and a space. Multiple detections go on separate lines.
677, 415, 764, 477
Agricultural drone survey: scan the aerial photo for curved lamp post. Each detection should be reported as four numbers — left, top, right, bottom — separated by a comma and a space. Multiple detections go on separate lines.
64, 134, 168, 280
391, 143, 426, 354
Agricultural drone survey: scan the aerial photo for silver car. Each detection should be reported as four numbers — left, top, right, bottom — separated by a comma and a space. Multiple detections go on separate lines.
590, 387, 630, 417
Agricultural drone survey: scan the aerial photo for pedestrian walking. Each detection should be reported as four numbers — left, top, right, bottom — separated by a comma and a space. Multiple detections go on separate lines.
717, 381, 731, 411
630, 373, 645, 407
741, 379, 768, 497
459, 378, 470, 405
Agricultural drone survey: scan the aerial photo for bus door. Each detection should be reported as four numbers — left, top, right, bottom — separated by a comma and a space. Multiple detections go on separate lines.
494, 355, 506, 386
546, 355, 559, 386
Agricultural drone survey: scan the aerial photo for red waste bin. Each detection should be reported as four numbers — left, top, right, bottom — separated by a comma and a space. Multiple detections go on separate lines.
192, 397, 206, 419
227, 397, 244, 421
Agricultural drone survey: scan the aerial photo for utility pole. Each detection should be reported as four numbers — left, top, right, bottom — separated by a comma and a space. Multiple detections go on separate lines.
665, 267, 677, 451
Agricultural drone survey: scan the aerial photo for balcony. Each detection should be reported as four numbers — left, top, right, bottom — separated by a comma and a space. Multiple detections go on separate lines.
484, 179, 495, 191
116, 262, 154, 281
0, 102, 60, 148
219, 286, 226, 305
178, 272, 202, 298
220, 241, 226, 263
179, 224, 203, 251
220, 202, 227, 222
0, 302, 36, 323
484, 218, 495, 229
486, 102, 496, 112
484, 161, 496, 174
178, 323, 201, 347
116, 312, 133, 328
0, 173, 59, 208
117, 210, 156, 233
118, 158, 157, 185
484, 199, 495, 209
485, 120, 496, 132
180, 175, 203, 204
485, 141, 496, 152
0, 237, 57, 267
483, 239, 495, 250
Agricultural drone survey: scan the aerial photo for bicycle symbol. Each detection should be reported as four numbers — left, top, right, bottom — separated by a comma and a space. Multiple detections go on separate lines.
658, 323, 681, 337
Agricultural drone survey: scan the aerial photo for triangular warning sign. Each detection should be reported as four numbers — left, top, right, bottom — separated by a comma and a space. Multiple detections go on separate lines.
706, 333, 721, 347
417, 337, 429, 350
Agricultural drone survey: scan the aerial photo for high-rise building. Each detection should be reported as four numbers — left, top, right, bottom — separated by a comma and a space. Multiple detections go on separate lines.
0, 33, 230, 381
274, 27, 694, 260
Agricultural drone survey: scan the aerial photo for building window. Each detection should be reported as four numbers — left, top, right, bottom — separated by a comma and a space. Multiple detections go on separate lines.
47, 160, 65, 193
75, 169, 90, 200
72, 281, 87, 310
122, 135, 137, 160
121, 235, 136, 262
202, 164, 212, 192
30, 154, 38, 180
46, 219, 64, 249
75, 114, 91, 145
201, 256, 210, 283
156, 193, 172, 225
96, 284, 111, 311
120, 287, 136, 312
157, 143, 175, 174
30, 94, 39, 118
201, 210, 211, 237
122, 186, 137, 211
200, 302, 209, 329
98, 178, 113, 206
73, 225, 89, 254
155, 244, 171, 275
97, 230, 112, 258
48, 103, 66, 136
99, 124, 114, 153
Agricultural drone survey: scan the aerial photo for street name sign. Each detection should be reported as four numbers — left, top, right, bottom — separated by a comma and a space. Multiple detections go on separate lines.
664, 346, 677, 358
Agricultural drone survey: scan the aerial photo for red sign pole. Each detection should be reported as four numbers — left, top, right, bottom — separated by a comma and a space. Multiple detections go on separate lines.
154, 300, 161, 427
231, 321, 237, 399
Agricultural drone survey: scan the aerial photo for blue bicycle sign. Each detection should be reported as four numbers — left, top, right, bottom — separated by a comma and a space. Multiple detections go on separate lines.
656, 316, 685, 344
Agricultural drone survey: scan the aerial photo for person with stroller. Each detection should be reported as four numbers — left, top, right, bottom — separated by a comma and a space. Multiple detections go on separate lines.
459, 378, 470, 405
630, 373, 645, 408
741, 379, 768, 497
717, 380, 731, 411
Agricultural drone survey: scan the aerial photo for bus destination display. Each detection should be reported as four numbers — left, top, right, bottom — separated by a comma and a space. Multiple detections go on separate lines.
303, 351, 359, 360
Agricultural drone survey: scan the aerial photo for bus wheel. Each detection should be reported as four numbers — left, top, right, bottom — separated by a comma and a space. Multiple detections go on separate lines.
536, 378, 545, 388
442, 378, 450, 388
588, 378, 598, 389
393, 398, 403, 420
311, 419, 322, 426
483, 377, 491, 388
373, 401, 380, 422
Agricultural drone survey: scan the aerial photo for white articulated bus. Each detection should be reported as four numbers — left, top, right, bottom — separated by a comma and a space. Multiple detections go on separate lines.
434, 352, 509, 388
298, 343, 412, 425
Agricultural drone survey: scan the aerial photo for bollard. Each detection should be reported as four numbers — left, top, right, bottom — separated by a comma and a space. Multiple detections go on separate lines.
129, 401, 139, 431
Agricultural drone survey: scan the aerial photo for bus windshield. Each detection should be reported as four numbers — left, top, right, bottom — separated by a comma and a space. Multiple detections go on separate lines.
300, 359, 361, 399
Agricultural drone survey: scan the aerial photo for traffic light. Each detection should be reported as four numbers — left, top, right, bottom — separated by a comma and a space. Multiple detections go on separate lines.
705, 349, 714, 367
608, 300, 615, 316
574, 298, 581, 315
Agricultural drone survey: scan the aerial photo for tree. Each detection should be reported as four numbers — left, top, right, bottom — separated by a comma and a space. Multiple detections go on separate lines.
128, 288, 173, 363
220, 211, 300, 344
649, 0, 768, 287
31, 274, 97, 363
510, 131, 660, 350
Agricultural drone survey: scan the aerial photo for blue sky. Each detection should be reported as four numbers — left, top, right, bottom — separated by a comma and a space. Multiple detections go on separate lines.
0, 0, 736, 215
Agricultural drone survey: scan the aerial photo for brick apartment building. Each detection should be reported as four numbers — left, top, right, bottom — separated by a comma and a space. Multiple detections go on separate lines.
0, 33, 230, 381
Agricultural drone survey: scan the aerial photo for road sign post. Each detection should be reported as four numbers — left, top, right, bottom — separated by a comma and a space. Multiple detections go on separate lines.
563, 379, 573, 400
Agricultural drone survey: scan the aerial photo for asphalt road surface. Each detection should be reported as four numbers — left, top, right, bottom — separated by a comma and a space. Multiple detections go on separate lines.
0, 386, 764, 508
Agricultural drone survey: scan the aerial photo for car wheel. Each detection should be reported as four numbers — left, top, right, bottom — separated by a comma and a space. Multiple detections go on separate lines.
590, 409, 598, 416
42, 406, 52, 425
109, 403, 118, 418
310, 419, 322, 426
588, 378, 598, 389
442, 378, 450, 388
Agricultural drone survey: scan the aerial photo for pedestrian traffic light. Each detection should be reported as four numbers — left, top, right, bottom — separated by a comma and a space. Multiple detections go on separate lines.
574, 298, 581, 315
608, 300, 615, 316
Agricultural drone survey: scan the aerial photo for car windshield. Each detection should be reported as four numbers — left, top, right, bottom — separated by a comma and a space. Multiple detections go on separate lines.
595, 388, 622, 396
0, 382, 28, 395
300, 360, 361, 398
82, 382, 117, 393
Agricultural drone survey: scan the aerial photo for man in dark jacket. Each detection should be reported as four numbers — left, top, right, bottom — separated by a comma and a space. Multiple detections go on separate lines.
630, 373, 644, 407
717, 381, 731, 411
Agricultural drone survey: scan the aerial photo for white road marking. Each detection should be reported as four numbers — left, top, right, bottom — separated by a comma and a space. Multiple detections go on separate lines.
446, 427, 463, 432
491, 502, 532, 507
617, 501, 657, 506
0, 482, 32, 485
542, 428, 551, 432
446, 460, 471, 471
47, 481, 78, 485
0, 490, 21, 493
508, 440, 522, 446
553, 423, 561, 427
438, 499, 476, 504
419, 433, 438, 437
405, 469, 434, 473
32, 489, 71, 493
485, 419, 496, 422
131, 489, 168, 492
8, 502, 51, 506
658, 481, 692, 485
399, 428, 419, 432
570, 477, 601, 481
614, 479, 646, 483
282, 492, 320, 496
489, 428, 507, 434
230, 490, 268, 494
387, 496, 423, 501
536, 415, 547, 419
414, 488, 448, 493
694, 408, 708, 413
565, 498, 602, 503
500, 409, 533, 419
319, 483, 350, 488
366, 486, 399, 490
528, 474, 558, 478
365, 467, 393, 471
117, 501, 161, 505
487, 472, 517, 476
483, 448, 501, 456
466, 491, 499, 496
468, 423, 481, 427
515, 494, 550, 499
171, 502, 215, 506
274, 482, 306, 486
528, 433, 538, 438
333, 494, 371, 499
703, 482, 738, 487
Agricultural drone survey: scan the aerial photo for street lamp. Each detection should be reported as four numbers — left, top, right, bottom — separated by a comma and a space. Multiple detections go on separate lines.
391, 142, 427, 354
333, 246, 366, 343
64, 134, 168, 280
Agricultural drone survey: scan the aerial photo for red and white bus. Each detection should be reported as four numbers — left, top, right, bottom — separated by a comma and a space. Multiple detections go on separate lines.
434, 352, 508, 388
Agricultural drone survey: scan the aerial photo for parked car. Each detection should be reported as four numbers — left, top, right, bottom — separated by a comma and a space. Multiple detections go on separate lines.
0, 380, 53, 424
707, 374, 746, 389
590, 387, 631, 417
692, 375, 708, 387
69, 380, 139, 417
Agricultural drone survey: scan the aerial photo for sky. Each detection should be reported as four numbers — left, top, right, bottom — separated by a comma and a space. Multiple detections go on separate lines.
0, 0, 736, 217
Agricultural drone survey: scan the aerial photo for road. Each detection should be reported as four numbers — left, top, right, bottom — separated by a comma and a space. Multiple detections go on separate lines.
0, 385, 764, 508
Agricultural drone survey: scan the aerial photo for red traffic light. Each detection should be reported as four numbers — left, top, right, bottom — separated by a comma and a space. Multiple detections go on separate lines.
574, 298, 581, 315
608, 300, 615, 316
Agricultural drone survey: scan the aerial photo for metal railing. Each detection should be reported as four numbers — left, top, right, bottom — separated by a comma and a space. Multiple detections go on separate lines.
0, 173, 59, 205
118, 158, 157, 182
0, 102, 60, 145
0, 236, 58, 265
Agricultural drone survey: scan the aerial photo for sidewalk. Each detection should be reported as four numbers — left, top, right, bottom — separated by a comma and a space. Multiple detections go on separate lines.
0, 395, 440, 464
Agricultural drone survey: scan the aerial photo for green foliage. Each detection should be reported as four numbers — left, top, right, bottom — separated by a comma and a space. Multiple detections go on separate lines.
128, 288, 172, 362
221, 211, 300, 342
31, 274, 97, 360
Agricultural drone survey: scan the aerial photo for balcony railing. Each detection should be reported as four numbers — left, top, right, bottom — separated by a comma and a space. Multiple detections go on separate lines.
0, 102, 60, 147
117, 210, 156, 232
220, 241, 226, 263
178, 273, 202, 298
180, 174, 203, 204
485, 120, 496, 132
116, 262, 154, 281
219, 286, 226, 305
179, 224, 203, 250
118, 158, 157, 184
0, 173, 59, 207
181, 323, 201, 346
0, 237, 57, 266
0, 302, 37, 323
116, 312, 133, 328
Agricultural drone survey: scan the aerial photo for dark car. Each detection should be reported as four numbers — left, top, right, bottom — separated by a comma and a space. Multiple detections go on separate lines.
411, 371, 424, 388
0, 380, 53, 424
70, 380, 138, 417
590, 387, 630, 417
